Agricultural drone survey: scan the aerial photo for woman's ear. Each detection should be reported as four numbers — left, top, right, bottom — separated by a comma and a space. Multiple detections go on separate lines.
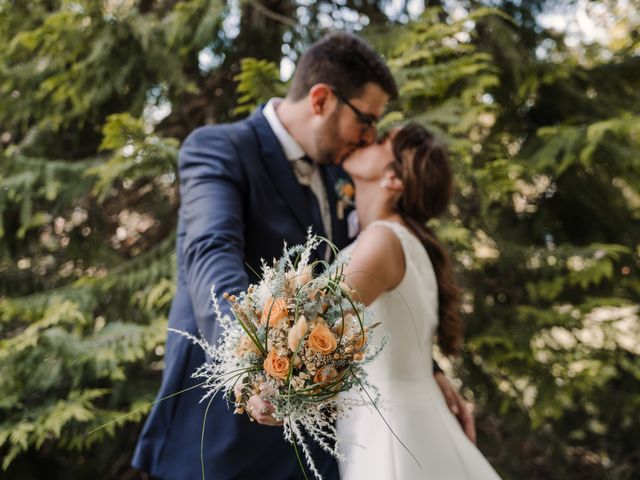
382, 170, 404, 191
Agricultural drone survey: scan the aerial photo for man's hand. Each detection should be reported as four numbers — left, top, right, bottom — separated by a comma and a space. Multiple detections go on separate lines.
246, 394, 283, 427
434, 372, 476, 444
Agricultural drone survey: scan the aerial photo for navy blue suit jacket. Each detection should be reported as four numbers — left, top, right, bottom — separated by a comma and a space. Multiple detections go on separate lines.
132, 107, 353, 479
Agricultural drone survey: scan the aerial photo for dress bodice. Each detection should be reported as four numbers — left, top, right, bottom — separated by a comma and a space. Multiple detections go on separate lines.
337, 220, 502, 480
342, 220, 439, 385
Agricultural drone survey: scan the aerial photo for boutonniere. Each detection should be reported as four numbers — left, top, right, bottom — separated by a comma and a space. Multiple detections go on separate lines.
335, 178, 355, 220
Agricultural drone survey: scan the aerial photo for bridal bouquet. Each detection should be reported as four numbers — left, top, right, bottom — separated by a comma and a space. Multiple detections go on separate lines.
171, 233, 385, 479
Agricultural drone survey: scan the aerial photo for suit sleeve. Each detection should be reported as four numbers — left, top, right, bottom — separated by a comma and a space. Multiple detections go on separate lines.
178, 126, 248, 343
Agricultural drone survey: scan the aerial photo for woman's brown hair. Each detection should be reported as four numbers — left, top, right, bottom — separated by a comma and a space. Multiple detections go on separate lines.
389, 123, 463, 356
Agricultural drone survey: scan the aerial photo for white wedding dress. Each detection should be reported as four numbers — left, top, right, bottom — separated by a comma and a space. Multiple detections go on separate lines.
337, 220, 501, 480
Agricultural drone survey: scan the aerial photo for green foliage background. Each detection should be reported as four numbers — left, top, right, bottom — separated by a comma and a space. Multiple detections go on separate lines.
1, 1, 639, 478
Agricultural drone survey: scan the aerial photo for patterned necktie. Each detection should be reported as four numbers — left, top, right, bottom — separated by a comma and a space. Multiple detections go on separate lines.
291, 156, 315, 186
290, 155, 333, 251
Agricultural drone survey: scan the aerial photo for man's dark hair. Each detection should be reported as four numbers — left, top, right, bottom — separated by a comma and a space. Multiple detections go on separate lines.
287, 32, 398, 102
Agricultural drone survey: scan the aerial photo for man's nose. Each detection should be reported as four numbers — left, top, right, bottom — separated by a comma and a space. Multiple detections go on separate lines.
360, 125, 377, 146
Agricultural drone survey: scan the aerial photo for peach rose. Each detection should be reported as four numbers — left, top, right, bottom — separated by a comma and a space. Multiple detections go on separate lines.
308, 323, 337, 355
342, 183, 354, 199
313, 365, 338, 385
263, 349, 290, 380
261, 297, 289, 327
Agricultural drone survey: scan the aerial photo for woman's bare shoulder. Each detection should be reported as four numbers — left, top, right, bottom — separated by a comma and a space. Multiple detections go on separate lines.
344, 223, 406, 304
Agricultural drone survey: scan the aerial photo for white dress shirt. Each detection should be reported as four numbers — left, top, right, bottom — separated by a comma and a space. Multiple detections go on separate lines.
262, 98, 333, 242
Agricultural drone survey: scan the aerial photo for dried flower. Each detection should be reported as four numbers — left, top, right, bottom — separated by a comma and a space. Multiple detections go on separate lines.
288, 315, 308, 352
236, 335, 261, 357
314, 365, 338, 385
287, 264, 313, 290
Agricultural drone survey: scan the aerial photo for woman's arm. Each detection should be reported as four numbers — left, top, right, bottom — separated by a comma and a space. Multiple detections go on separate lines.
344, 224, 477, 443
342, 224, 406, 306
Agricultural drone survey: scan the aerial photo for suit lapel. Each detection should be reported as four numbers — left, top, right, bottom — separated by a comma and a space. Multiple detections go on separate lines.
322, 165, 353, 249
248, 108, 324, 236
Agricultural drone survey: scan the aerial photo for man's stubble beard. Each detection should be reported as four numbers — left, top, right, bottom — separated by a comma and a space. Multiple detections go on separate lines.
314, 108, 344, 166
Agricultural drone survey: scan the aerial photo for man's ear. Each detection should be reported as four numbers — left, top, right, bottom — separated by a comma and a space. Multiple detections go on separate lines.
308, 84, 335, 116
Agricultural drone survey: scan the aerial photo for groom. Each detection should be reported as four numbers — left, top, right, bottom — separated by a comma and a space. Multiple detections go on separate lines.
133, 32, 473, 479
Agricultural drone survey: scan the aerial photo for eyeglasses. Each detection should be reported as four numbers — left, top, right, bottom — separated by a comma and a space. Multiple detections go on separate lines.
330, 87, 379, 130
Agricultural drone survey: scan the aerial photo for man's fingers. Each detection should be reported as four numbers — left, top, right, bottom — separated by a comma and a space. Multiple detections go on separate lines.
434, 372, 477, 444
455, 397, 476, 444
446, 395, 459, 415
466, 423, 476, 445
465, 401, 477, 443
462, 413, 476, 444
247, 395, 282, 426
436, 374, 460, 415
453, 392, 466, 418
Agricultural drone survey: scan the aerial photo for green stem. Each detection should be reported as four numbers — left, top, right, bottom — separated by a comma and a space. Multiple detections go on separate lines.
87, 380, 208, 436
200, 395, 215, 480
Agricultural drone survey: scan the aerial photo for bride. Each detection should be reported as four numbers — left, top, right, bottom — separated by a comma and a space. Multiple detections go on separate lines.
335, 122, 500, 479
252, 122, 501, 479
